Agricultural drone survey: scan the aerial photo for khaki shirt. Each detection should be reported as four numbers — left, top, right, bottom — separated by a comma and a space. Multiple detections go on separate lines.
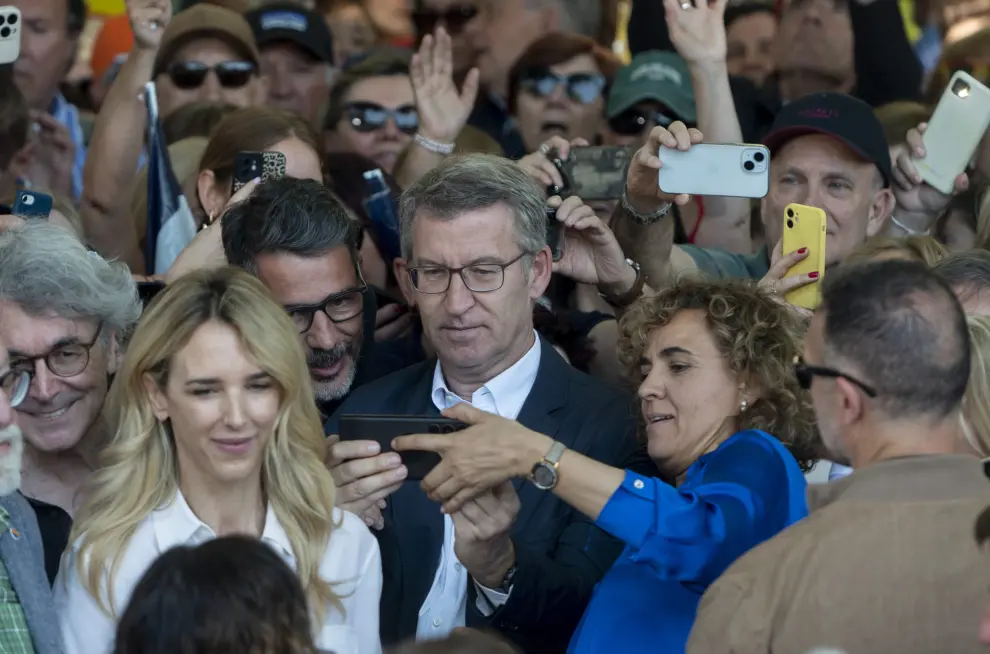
687, 455, 990, 654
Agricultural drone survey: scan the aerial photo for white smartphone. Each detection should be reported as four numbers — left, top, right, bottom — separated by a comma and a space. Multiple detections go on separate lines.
914, 71, 990, 195
0, 7, 20, 65
657, 143, 770, 198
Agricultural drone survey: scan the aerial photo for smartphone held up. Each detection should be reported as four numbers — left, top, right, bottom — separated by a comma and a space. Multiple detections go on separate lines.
0, 6, 20, 65
657, 143, 770, 198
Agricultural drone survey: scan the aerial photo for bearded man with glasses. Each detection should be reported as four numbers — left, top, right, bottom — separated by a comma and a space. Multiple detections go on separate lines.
325, 153, 650, 652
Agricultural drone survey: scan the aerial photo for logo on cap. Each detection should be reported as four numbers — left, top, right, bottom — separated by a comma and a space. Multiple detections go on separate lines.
261, 11, 308, 32
631, 63, 682, 87
798, 108, 839, 120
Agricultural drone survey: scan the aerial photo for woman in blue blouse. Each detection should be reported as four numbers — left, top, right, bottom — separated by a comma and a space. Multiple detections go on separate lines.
395, 277, 821, 653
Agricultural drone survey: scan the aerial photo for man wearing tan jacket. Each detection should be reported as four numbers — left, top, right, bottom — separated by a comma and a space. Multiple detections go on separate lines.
688, 259, 990, 654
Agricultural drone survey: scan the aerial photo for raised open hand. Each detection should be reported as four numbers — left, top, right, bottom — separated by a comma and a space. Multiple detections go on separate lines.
126, 0, 172, 51
663, 0, 729, 65
411, 26, 480, 144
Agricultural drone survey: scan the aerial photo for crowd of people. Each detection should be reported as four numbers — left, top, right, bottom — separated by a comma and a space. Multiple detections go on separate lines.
0, 0, 989, 652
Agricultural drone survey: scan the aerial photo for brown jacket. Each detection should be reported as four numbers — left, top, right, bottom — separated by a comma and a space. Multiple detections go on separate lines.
687, 455, 990, 654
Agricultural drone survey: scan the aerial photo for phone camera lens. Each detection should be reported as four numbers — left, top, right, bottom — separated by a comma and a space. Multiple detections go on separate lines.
744, 160, 755, 171
428, 424, 439, 434
6, 14, 15, 25
753, 151, 765, 163
0, 27, 9, 37
0, 16, 6, 26
786, 208, 794, 218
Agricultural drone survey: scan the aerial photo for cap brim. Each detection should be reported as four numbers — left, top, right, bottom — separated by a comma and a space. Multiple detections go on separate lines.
762, 125, 889, 184
607, 90, 697, 123
256, 30, 330, 63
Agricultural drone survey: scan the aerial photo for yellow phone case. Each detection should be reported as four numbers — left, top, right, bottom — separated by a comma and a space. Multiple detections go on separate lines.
781, 203, 827, 310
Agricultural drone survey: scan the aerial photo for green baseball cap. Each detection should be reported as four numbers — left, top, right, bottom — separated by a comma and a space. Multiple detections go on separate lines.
606, 51, 697, 123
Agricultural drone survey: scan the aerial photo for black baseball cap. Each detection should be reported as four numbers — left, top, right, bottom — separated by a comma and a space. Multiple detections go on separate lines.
245, 3, 335, 66
763, 92, 892, 187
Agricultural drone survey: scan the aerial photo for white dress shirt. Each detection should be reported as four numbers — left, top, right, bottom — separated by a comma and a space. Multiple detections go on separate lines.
55, 491, 383, 654
416, 333, 541, 640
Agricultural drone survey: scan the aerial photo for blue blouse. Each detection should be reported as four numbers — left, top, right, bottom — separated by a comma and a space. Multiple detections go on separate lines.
567, 430, 809, 654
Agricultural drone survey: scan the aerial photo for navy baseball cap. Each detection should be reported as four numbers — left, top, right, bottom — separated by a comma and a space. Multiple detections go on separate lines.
246, 3, 335, 66
763, 92, 892, 187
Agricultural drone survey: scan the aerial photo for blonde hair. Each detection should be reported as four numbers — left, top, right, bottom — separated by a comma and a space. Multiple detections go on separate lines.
963, 315, 990, 456
843, 235, 949, 268
69, 267, 340, 623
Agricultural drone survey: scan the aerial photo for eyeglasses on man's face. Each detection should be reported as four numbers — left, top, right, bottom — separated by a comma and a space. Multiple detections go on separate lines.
407, 251, 530, 294
793, 357, 877, 397
0, 369, 30, 409
9, 324, 104, 380
285, 287, 367, 333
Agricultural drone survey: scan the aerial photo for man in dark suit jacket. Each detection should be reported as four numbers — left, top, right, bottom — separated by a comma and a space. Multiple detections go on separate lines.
325, 154, 652, 653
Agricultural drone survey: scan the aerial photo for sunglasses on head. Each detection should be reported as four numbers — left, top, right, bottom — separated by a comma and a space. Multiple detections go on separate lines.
345, 102, 419, 134
608, 107, 677, 136
412, 5, 478, 35
166, 60, 256, 90
519, 69, 606, 104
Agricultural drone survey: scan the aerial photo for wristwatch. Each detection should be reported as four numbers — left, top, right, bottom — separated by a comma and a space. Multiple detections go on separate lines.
530, 441, 567, 491
600, 259, 645, 308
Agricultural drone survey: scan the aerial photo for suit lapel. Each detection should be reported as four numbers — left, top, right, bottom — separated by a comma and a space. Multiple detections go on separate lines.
512, 341, 570, 527
0, 495, 58, 654
386, 361, 446, 637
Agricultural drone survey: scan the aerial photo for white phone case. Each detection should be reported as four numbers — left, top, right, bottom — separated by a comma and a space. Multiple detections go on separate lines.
657, 143, 770, 198
0, 7, 20, 66
915, 71, 990, 195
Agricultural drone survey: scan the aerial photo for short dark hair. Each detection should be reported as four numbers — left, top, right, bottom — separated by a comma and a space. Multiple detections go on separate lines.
323, 48, 411, 131
933, 250, 990, 301
0, 70, 29, 173
221, 177, 360, 275
820, 259, 970, 419
113, 536, 316, 654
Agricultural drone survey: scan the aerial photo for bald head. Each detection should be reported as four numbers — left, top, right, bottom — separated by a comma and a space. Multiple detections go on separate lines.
820, 259, 970, 420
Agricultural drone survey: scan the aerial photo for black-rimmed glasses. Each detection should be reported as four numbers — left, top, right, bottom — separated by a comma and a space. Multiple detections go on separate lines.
793, 357, 877, 397
166, 61, 256, 90
10, 324, 104, 379
346, 102, 419, 134
286, 287, 367, 333
408, 252, 530, 294
0, 370, 30, 408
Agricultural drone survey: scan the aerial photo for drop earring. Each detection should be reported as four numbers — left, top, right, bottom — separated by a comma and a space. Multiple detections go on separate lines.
740, 399, 748, 413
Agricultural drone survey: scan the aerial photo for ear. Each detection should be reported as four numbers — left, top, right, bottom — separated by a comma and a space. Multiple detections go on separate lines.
866, 187, 896, 238
142, 373, 170, 423
106, 332, 120, 376
196, 169, 226, 223
527, 247, 553, 301
394, 258, 416, 308
834, 376, 866, 427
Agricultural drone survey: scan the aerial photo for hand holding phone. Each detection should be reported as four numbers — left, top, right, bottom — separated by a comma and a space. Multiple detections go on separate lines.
0, 7, 21, 65
657, 143, 770, 198
339, 415, 466, 481
555, 145, 635, 200
232, 151, 286, 192
779, 203, 826, 310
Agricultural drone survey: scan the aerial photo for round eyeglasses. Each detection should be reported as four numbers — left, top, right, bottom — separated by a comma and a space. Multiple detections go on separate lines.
0, 370, 30, 408
9, 324, 104, 380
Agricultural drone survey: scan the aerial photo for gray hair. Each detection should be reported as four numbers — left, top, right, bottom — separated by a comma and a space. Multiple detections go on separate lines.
934, 250, 990, 300
0, 221, 141, 336
399, 154, 548, 261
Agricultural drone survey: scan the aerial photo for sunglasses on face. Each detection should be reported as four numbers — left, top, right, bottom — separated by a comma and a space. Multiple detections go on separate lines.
412, 5, 478, 35
519, 70, 606, 105
608, 108, 677, 136
166, 61, 256, 90
345, 102, 419, 134
793, 357, 878, 397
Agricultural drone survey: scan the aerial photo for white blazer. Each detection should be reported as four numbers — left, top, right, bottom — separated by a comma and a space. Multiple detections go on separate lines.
54, 491, 382, 654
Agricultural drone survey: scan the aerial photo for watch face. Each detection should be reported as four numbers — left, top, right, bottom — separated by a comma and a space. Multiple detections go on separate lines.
533, 463, 556, 488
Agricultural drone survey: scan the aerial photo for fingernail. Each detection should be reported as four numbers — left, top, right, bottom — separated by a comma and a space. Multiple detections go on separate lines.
808, 271, 820, 279
798, 248, 808, 254
366, 443, 380, 454
394, 467, 408, 480
364, 516, 373, 526
252, 176, 261, 183
385, 453, 402, 466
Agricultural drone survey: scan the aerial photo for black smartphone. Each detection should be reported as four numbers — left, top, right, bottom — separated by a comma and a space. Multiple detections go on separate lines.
13, 190, 52, 219
137, 281, 166, 307
546, 207, 563, 262
232, 151, 287, 193
339, 415, 467, 481
555, 145, 635, 200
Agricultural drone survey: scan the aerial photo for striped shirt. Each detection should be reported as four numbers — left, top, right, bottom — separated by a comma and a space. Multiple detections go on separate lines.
49, 93, 87, 203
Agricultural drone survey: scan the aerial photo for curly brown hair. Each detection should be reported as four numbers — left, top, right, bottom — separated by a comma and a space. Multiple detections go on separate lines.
617, 277, 822, 471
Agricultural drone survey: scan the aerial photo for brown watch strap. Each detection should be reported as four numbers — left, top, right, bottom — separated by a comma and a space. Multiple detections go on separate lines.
602, 260, 645, 308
